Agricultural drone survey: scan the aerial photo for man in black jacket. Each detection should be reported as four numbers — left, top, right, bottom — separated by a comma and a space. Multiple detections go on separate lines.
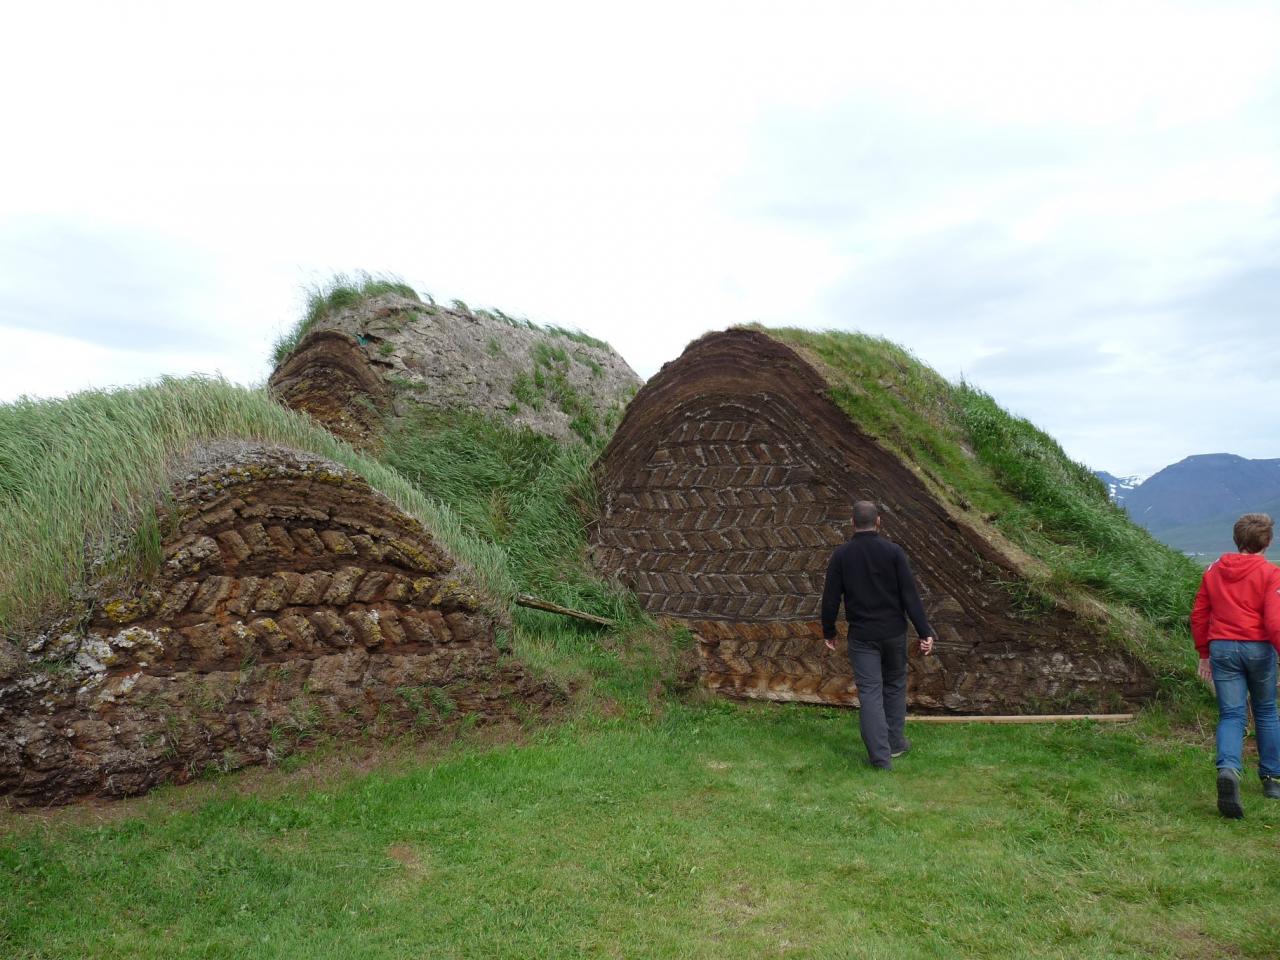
821, 501, 935, 769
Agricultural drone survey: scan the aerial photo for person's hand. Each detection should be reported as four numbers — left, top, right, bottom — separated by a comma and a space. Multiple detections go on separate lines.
919, 636, 935, 656
823, 637, 836, 652
1198, 658, 1213, 684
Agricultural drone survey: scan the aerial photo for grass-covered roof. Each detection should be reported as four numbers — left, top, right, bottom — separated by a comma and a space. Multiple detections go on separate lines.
757, 325, 1203, 687
0, 300, 1206, 703
0, 376, 514, 639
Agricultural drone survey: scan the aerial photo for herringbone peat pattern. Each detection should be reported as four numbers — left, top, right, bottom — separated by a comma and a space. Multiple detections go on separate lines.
596, 407, 875, 705
592, 330, 1156, 713
0, 448, 553, 806
599, 415, 844, 620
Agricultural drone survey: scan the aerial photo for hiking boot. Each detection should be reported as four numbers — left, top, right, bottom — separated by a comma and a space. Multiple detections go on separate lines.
1263, 777, 1280, 800
1217, 768, 1244, 819
891, 739, 911, 759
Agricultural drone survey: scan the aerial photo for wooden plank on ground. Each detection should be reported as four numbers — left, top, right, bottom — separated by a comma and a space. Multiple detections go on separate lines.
515, 594, 615, 628
909, 713, 1135, 724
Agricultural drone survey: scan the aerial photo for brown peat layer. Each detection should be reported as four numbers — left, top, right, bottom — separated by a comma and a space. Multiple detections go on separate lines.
591, 329, 1154, 714
269, 329, 394, 446
0, 444, 554, 806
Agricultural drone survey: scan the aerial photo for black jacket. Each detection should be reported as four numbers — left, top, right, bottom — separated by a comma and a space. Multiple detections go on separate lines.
820, 531, 933, 642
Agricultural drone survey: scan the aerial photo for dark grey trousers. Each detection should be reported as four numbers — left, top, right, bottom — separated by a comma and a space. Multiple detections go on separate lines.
849, 633, 909, 768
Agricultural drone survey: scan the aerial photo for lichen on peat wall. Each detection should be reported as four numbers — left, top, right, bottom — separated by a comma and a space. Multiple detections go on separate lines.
0, 445, 555, 806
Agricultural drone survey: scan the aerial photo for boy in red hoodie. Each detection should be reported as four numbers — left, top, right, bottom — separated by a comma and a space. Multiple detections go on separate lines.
1190, 513, 1280, 818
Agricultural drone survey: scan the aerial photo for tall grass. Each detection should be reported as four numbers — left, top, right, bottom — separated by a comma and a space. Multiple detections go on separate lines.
380, 409, 663, 710
955, 384, 1201, 632
760, 326, 1204, 682
380, 409, 641, 627
0, 377, 511, 638
270, 272, 420, 366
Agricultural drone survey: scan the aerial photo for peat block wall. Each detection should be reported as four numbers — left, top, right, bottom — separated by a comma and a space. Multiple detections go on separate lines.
0, 446, 552, 806
269, 329, 394, 446
592, 330, 1155, 714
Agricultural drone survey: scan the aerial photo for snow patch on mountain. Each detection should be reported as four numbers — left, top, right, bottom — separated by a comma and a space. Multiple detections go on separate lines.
1095, 471, 1143, 505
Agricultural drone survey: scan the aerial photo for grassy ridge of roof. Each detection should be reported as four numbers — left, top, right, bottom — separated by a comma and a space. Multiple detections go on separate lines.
0, 377, 514, 639
756, 325, 1203, 688
271, 271, 621, 371
271, 272, 422, 366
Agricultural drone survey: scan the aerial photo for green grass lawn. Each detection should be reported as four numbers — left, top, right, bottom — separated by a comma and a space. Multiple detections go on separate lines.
4, 704, 1277, 960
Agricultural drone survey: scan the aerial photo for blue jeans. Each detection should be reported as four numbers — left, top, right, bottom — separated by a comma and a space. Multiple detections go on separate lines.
1209, 640, 1280, 778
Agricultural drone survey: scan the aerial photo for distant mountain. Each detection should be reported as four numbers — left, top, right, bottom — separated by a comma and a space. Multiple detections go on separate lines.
1096, 471, 1142, 506
1097, 454, 1280, 561
1122, 454, 1280, 530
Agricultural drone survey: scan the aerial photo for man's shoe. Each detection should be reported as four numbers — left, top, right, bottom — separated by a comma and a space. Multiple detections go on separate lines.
1217, 768, 1244, 819
1263, 777, 1280, 800
891, 739, 911, 759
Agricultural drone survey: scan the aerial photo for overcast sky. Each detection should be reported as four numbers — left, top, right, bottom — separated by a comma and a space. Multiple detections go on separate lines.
2, 0, 1277, 478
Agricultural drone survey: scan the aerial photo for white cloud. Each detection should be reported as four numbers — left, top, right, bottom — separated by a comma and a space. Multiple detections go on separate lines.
0, 0, 1276, 477
0, 324, 241, 400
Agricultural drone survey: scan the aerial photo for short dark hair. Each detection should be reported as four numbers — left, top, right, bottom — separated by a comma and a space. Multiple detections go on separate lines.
1233, 513, 1273, 553
852, 500, 879, 530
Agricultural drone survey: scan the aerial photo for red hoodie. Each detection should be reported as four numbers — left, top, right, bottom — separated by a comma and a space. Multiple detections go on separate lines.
1190, 553, 1280, 658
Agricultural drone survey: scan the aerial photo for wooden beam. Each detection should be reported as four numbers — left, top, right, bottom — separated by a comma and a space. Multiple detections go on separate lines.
515, 594, 615, 628
909, 713, 1135, 724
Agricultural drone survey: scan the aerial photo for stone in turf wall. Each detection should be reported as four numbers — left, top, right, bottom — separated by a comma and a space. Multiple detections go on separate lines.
591, 329, 1155, 714
0, 445, 554, 806
269, 294, 641, 447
